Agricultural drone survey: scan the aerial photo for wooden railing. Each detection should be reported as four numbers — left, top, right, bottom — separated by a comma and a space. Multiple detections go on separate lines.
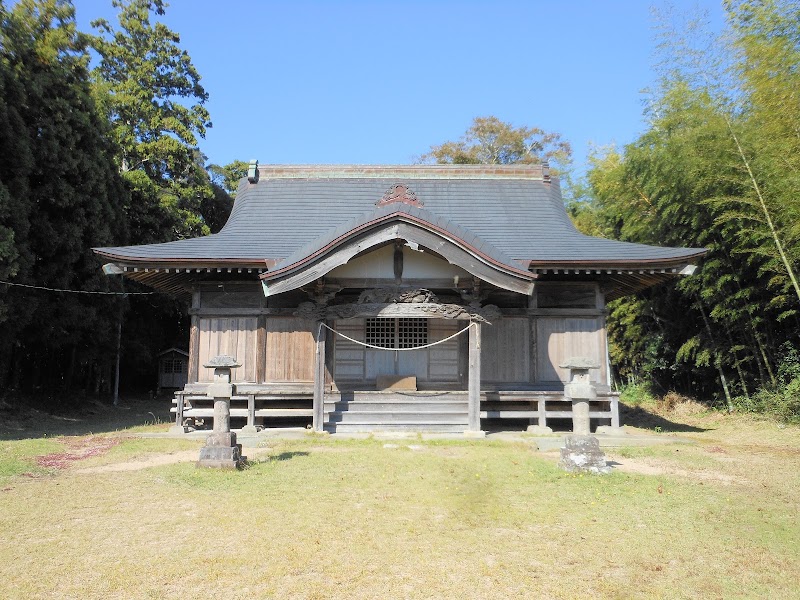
172, 390, 313, 430
480, 390, 620, 430
171, 387, 620, 432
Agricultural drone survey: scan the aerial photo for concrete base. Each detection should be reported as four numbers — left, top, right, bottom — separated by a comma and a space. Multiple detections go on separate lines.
240, 425, 259, 434
595, 425, 627, 436
463, 430, 487, 439
371, 431, 416, 439
526, 425, 554, 435
197, 431, 246, 469
168, 425, 186, 435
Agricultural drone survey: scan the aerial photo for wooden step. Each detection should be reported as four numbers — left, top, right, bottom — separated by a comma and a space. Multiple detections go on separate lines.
172, 408, 313, 418
324, 401, 467, 413
324, 423, 468, 433
326, 412, 467, 425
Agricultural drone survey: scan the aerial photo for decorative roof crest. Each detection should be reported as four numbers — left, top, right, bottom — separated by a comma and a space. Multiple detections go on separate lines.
376, 183, 423, 208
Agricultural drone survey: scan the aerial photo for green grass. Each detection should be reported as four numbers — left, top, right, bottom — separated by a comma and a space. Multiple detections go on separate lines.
0, 437, 65, 480
0, 415, 799, 599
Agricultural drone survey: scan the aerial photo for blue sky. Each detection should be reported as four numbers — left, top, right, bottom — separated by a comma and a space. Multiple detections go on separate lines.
72, 0, 726, 177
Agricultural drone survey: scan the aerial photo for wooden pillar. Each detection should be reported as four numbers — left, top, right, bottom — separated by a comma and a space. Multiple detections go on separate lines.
256, 315, 267, 384
175, 393, 184, 427
538, 395, 547, 429
467, 321, 482, 433
312, 321, 326, 432
188, 315, 200, 383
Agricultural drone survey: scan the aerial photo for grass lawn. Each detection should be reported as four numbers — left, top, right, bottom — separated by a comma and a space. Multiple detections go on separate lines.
0, 399, 798, 599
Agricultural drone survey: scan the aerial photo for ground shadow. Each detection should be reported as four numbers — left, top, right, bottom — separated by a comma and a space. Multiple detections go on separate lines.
1, 395, 712, 440
0, 395, 173, 440
269, 451, 310, 462
244, 451, 310, 467
620, 403, 709, 433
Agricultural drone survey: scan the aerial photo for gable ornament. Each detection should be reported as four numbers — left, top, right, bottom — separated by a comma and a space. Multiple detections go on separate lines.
376, 183, 423, 208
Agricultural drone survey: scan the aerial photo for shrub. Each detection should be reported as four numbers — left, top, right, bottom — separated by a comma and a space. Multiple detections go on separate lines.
733, 343, 800, 424
619, 382, 658, 407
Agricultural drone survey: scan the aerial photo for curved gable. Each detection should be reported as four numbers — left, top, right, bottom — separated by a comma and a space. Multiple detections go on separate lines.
260, 205, 536, 296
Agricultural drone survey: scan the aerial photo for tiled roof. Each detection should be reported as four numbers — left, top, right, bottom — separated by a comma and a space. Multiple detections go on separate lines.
95, 165, 705, 267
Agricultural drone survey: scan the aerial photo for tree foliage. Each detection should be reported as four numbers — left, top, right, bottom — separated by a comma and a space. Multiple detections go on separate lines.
583, 0, 800, 417
90, 0, 215, 242
419, 116, 572, 173
0, 0, 129, 395
0, 0, 235, 404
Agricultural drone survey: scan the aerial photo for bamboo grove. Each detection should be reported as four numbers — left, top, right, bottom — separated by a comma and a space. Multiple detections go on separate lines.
571, 0, 800, 420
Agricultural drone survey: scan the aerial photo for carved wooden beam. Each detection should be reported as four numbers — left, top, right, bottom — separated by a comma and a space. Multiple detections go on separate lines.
294, 301, 501, 324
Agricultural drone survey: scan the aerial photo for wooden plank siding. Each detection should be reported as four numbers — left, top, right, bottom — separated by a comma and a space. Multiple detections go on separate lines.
331, 319, 366, 382
197, 317, 259, 382
264, 317, 316, 382
536, 317, 605, 384
427, 320, 461, 383
480, 317, 530, 383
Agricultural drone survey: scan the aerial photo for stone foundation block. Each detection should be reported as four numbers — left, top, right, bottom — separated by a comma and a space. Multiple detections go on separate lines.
197, 444, 244, 469
595, 425, 627, 436
526, 425, 554, 435
205, 432, 237, 447
559, 435, 611, 475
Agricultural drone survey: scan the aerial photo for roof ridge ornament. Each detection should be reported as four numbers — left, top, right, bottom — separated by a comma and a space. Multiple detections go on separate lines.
247, 159, 259, 184
376, 183, 423, 208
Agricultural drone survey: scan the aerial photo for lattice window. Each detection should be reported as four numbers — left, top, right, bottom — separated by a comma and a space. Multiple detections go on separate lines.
398, 318, 428, 348
366, 318, 396, 348
365, 318, 428, 349
162, 359, 185, 374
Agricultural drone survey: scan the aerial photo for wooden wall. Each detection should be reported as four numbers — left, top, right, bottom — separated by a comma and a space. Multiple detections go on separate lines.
264, 317, 316, 382
535, 317, 604, 384
189, 281, 608, 389
191, 287, 317, 384
197, 317, 259, 382
480, 282, 608, 387
481, 317, 531, 383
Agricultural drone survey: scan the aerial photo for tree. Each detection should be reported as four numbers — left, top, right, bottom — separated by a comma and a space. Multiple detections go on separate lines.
202, 159, 247, 233
580, 2, 800, 413
418, 116, 572, 173
208, 159, 249, 197
90, 0, 213, 242
725, 0, 800, 311
0, 0, 129, 396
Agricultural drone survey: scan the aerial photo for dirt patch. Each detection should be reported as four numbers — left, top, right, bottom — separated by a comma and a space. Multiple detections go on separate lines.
75, 446, 273, 474
75, 450, 199, 473
610, 456, 748, 486
35, 436, 124, 470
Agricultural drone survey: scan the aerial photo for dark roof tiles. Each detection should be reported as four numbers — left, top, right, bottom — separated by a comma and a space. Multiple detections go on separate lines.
96, 169, 704, 266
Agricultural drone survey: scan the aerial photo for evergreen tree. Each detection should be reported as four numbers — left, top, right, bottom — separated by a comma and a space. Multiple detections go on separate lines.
90, 0, 213, 242
0, 0, 129, 397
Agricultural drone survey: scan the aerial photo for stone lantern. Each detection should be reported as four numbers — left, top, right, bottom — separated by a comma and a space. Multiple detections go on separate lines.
197, 355, 245, 469
559, 357, 600, 436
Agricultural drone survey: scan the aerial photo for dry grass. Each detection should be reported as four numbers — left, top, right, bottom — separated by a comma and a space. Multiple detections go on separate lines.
0, 406, 799, 599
